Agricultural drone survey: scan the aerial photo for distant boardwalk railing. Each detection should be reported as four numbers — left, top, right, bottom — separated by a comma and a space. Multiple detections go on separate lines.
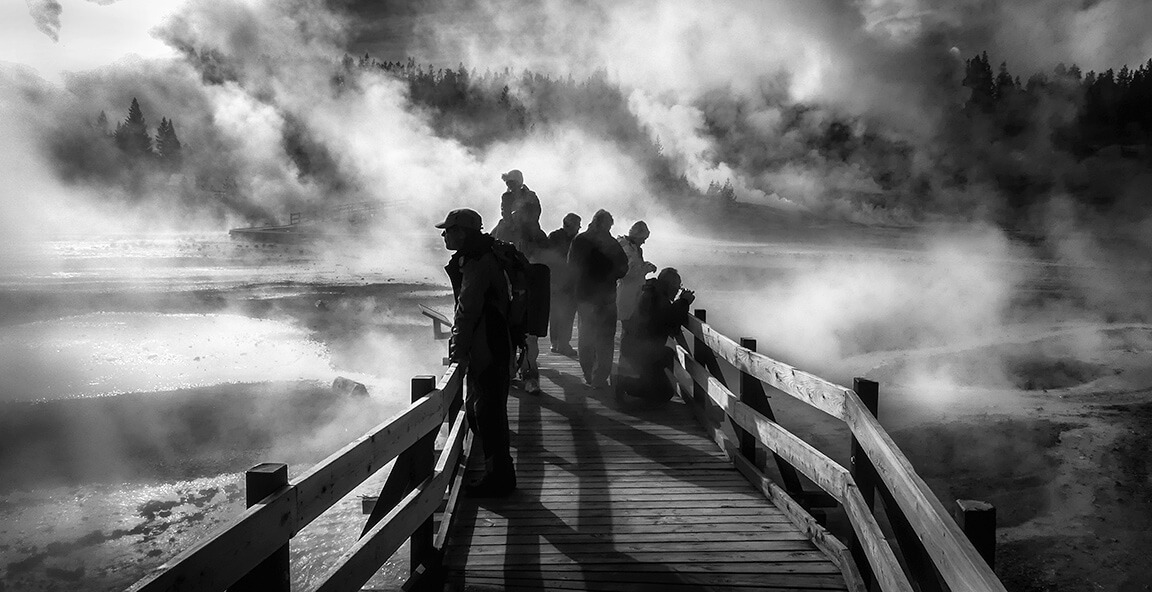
674, 311, 1006, 592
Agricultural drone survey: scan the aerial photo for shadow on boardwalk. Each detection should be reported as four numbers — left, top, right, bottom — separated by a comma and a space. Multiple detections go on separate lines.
441, 349, 846, 592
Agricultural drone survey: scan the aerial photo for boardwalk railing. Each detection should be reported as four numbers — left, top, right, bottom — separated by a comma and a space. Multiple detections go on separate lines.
673, 310, 1006, 592
126, 305, 468, 592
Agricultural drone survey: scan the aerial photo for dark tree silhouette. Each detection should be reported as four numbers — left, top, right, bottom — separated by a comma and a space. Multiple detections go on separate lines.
962, 52, 996, 113
155, 117, 183, 166
114, 97, 153, 158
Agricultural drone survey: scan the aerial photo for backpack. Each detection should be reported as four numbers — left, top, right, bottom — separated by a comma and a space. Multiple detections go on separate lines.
490, 239, 550, 343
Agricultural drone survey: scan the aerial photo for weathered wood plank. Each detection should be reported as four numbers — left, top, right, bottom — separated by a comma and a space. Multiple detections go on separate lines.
460, 571, 849, 588
462, 562, 844, 574
675, 344, 848, 498
673, 342, 909, 591
844, 392, 1007, 592
295, 366, 460, 527
457, 522, 803, 535
684, 316, 849, 420
467, 505, 789, 517
460, 530, 811, 545
315, 466, 454, 592
732, 453, 867, 592
458, 575, 847, 589
447, 549, 837, 566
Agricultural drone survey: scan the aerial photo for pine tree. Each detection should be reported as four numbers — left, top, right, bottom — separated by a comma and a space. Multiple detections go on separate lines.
114, 97, 153, 158
95, 110, 109, 135
962, 52, 996, 112
155, 117, 183, 166
720, 179, 736, 202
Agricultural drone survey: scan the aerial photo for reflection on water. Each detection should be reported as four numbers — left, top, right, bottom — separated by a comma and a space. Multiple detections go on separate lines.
0, 233, 441, 591
0, 312, 334, 402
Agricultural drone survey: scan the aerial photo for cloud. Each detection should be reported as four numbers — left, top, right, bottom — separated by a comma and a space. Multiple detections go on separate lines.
25, 0, 62, 41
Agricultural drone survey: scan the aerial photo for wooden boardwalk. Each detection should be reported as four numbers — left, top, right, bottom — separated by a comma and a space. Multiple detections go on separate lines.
441, 348, 848, 591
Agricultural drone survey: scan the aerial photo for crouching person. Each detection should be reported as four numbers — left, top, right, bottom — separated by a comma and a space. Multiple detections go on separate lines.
437, 208, 516, 497
617, 268, 695, 402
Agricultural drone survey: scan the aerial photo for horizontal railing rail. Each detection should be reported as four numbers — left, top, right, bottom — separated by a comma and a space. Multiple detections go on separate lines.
677, 311, 1006, 592
126, 305, 469, 592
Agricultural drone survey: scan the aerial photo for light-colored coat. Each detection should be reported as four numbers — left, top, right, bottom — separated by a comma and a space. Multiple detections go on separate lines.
616, 236, 648, 321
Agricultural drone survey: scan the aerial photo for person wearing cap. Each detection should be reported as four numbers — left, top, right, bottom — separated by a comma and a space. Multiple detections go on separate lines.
567, 209, 628, 389
616, 220, 657, 324
546, 213, 581, 356
437, 208, 516, 497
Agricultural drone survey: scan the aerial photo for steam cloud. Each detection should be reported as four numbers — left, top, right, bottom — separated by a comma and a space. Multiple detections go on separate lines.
4, 0, 1151, 389
25, 0, 62, 42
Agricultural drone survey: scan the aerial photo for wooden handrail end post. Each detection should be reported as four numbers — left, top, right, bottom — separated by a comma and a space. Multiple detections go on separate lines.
230, 463, 290, 592
955, 499, 997, 570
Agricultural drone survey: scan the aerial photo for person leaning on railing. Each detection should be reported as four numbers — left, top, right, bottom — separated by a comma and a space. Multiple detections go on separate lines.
436, 208, 517, 498
616, 267, 695, 402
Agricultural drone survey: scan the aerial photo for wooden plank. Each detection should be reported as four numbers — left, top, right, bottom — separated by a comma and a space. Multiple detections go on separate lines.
449, 540, 819, 558
458, 575, 847, 589
461, 513, 795, 526
462, 499, 772, 510
509, 472, 750, 484
844, 392, 1007, 592
457, 522, 803, 535
446, 549, 836, 566
459, 562, 844, 574
461, 530, 810, 544
433, 416, 472, 550
460, 571, 848, 588
840, 482, 914, 592
295, 368, 460, 527
315, 471, 451, 592
676, 345, 848, 499
684, 316, 849, 420
733, 453, 868, 592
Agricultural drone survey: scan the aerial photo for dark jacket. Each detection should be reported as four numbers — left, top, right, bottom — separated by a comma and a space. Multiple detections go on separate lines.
567, 228, 628, 303
546, 228, 576, 293
631, 279, 690, 343
500, 184, 540, 220
620, 278, 690, 370
445, 233, 511, 373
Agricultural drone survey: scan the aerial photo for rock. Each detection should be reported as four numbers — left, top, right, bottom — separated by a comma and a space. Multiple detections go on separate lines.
331, 377, 368, 397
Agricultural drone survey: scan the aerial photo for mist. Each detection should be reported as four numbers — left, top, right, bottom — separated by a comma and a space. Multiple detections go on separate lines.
4, 0, 1152, 589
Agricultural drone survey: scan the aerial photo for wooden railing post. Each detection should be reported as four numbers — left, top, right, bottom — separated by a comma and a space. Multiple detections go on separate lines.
409, 375, 437, 577
692, 309, 710, 409
849, 378, 879, 591
230, 463, 290, 592
739, 338, 806, 496
955, 499, 997, 570
737, 338, 760, 464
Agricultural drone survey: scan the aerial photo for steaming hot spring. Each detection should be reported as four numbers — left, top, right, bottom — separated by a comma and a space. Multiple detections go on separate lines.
0, 234, 450, 591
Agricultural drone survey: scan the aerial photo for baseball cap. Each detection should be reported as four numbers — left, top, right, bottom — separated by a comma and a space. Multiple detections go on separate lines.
434, 208, 483, 231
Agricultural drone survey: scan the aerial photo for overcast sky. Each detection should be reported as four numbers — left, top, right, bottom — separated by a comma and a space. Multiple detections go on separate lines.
1, 0, 180, 82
